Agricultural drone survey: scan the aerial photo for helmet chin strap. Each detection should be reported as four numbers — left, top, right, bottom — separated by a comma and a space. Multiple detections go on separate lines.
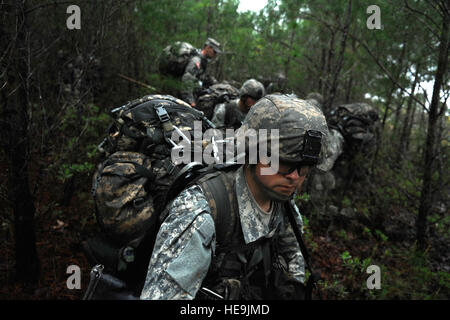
248, 164, 291, 203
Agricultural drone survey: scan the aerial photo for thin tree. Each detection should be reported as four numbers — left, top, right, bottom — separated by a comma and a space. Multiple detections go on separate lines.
416, 1, 449, 249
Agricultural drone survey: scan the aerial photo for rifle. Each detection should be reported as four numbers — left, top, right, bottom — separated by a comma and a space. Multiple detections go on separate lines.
83, 264, 139, 300
118, 73, 157, 91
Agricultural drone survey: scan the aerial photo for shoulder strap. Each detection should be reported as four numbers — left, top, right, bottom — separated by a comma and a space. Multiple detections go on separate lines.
284, 201, 321, 299
197, 170, 237, 246
284, 202, 312, 271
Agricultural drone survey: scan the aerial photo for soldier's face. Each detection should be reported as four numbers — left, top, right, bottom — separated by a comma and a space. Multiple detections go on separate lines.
252, 161, 309, 200
206, 46, 216, 58
244, 97, 257, 111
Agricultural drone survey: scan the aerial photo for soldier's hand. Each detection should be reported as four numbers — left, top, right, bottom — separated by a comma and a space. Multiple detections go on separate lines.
191, 102, 196, 108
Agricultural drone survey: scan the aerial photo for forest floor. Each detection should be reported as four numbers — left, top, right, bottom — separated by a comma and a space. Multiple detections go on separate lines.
0, 164, 449, 300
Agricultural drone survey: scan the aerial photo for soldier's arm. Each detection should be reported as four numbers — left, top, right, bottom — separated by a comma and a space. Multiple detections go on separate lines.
277, 201, 306, 284
181, 56, 202, 106
140, 185, 215, 300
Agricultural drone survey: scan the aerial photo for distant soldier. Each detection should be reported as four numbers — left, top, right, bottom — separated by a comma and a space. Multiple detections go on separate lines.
159, 38, 221, 107
302, 98, 380, 217
327, 102, 380, 186
305, 92, 324, 111
140, 94, 329, 300
211, 79, 265, 130
265, 72, 287, 94
181, 38, 221, 107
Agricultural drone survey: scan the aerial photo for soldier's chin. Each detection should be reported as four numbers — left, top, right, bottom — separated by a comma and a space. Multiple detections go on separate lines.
251, 165, 292, 202
264, 187, 291, 202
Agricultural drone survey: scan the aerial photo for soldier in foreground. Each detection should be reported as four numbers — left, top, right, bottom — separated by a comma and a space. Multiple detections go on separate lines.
181, 38, 222, 107
139, 94, 328, 300
211, 78, 265, 130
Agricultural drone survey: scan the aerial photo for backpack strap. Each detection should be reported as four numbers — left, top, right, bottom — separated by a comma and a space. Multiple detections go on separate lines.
197, 170, 237, 246
284, 201, 322, 299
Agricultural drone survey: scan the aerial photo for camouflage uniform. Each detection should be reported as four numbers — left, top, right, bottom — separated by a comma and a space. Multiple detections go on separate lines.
211, 79, 265, 130
181, 38, 221, 106
180, 52, 208, 105
139, 166, 305, 300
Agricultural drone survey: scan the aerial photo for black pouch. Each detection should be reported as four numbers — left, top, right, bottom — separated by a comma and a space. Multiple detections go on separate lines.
82, 264, 139, 300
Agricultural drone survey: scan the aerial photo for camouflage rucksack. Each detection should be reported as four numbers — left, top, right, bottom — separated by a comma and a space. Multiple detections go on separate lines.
85, 94, 219, 289
196, 82, 240, 119
158, 41, 198, 77
327, 102, 380, 148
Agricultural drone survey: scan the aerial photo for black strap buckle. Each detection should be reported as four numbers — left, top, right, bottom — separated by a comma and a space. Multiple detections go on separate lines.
154, 104, 171, 123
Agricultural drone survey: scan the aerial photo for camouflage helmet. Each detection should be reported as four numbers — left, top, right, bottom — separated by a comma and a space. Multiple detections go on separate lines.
305, 92, 324, 110
204, 38, 222, 53
239, 79, 266, 101
235, 94, 329, 166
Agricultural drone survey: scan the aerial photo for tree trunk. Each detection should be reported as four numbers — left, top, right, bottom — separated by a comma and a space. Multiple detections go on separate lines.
283, 26, 297, 87
397, 63, 421, 163
371, 82, 397, 172
324, 0, 352, 115
322, 29, 335, 100
318, 47, 326, 92
392, 95, 406, 136
382, 41, 406, 132
404, 100, 417, 152
344, 73, 353, 104
381, 83, 396, 130
5, 1, 40, 284
416, 14, 449, 249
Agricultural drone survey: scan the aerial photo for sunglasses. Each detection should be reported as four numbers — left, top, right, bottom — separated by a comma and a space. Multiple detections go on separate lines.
276, 163, 311, 177
263, 161, 311, 177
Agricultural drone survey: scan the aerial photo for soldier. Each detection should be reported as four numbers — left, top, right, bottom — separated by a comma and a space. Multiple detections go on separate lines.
305, 92, 324, 111
139, 94, 329, 300
211, 78, 265, 130
181, 38, 222, 107
265, 72, 287, 94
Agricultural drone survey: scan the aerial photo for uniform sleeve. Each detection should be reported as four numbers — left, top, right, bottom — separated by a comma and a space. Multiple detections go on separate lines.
181, 56, 202, 105
140, 185, 215, 300
277, 201, 306, 284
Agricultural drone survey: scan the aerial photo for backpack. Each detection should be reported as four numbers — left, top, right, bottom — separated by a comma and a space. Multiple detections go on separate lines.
327, 102, 380, 148
84, 94, 222, 292
196, 82, 240, 120
158, 41, 199, 77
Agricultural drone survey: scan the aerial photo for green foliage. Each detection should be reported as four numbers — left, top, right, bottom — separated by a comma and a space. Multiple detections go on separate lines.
374, 229, 389, 242
341, 196, 351, 207
48, 103, 110, 189
57, 162, 95, 182
295, 192, 310, 203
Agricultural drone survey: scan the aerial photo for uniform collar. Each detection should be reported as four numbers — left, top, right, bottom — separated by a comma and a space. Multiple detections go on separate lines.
235, 166, 280, 244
